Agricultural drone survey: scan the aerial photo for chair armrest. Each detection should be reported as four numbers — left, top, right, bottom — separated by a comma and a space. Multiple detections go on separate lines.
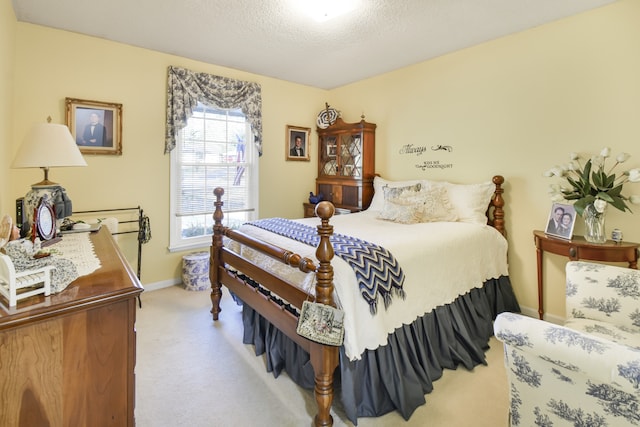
566, 261, 640, 331
494, 312, 640, 395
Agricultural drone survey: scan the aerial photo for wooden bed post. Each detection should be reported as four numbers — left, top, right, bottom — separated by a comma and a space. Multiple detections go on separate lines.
311, 202, 339, 427
210, 187, 225, 320
491, 175, 506, 237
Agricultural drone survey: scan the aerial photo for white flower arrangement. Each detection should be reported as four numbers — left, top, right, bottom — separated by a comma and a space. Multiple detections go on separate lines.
544, 147, 640, 217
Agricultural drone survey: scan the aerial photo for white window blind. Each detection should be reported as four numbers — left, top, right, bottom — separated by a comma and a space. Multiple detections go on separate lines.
170, 103, 257, 251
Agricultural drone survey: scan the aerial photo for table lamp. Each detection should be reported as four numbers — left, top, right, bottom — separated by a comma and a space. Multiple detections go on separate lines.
11, 117, 87, 230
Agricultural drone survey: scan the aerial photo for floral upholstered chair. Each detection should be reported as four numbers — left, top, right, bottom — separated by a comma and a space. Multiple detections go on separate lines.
494, 261, 640, 426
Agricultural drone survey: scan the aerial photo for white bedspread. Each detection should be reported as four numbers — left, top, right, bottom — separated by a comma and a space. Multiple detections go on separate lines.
227, 209, 509, 361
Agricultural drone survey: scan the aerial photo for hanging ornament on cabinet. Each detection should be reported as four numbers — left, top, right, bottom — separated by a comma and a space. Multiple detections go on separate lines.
316, 103, 340, 129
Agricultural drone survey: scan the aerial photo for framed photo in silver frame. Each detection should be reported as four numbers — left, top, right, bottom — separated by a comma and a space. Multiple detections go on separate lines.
545, 202, 576, 240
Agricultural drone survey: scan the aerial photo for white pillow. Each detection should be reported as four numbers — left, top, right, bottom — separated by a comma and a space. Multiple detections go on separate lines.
371, 176, 495, 225
438, 181, 495, 225
369, 176, 423, 212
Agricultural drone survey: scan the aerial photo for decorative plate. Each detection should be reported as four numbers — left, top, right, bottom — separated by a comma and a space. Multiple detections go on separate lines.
316, 106, 339, 129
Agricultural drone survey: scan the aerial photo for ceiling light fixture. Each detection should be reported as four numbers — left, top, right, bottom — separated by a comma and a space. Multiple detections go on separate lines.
302, 0, 357, 22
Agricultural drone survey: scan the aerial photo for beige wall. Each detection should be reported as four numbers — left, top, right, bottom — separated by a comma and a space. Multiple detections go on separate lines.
0, 0, 16, 216
331, 0, 640, 319
7, 23, 325, 286
4, 0, 640, 319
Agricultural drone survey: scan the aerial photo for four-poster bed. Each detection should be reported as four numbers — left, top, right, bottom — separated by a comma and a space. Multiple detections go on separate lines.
209, 175, 519, 426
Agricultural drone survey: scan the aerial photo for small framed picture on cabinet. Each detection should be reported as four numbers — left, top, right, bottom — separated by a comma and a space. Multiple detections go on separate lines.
326, 143, 337, 158
286, 125, 310, 161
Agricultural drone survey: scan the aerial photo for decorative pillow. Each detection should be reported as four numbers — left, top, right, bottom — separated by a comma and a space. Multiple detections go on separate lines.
382, 183, 422, 200
371, 176, 495, 225
368, 176, 423, 212
378, 184, 457, 224
378, 184, 423, 224
378, 199, 421, 224
414, 185, 457, 222
438, 181, 495, 225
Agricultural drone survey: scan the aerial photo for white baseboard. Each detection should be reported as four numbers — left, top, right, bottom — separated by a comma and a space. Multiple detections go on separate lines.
517, 305, 564, 325
141, 278, 181, 292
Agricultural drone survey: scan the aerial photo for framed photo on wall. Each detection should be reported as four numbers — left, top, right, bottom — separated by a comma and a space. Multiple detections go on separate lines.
65, 98, 123, 155
286, 125, 310, 161
545, 202, 576, 240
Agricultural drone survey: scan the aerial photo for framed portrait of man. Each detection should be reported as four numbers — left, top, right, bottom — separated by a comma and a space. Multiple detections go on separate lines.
66, 97, 123, 155
545, 202, 576, 240
286, 125, 310, 161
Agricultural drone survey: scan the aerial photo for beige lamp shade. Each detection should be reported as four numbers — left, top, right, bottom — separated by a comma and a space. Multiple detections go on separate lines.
12, 123, 87, 187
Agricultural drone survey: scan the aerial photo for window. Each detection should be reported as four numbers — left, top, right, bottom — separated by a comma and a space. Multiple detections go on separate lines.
169, 103, 258, 251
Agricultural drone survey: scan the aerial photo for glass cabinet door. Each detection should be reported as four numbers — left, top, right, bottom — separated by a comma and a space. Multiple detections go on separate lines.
320, 136, 338, 176
339, 134, 362, 177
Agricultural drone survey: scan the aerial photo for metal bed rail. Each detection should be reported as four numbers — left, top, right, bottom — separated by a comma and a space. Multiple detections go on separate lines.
71, 206, 150, 280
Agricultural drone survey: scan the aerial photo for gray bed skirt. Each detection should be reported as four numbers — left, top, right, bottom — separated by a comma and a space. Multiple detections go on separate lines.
240, 275, 520, 424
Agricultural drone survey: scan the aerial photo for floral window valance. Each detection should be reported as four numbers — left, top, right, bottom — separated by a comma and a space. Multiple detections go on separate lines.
165, 66, 262, 155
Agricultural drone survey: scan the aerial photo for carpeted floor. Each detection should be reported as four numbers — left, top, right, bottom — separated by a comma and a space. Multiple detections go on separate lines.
135, 285, 509, 426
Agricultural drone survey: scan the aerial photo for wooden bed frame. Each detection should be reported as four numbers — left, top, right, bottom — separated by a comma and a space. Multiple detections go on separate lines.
209, 175, 506, 427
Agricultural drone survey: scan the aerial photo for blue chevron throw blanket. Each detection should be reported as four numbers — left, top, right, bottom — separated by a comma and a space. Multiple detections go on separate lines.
246, 218, 406, 315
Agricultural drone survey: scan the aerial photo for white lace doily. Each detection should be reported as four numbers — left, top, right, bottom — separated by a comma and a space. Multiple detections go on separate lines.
50, 233, 101, 277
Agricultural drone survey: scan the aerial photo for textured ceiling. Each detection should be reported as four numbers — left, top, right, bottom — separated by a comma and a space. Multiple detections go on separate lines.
12, 0, 617, 89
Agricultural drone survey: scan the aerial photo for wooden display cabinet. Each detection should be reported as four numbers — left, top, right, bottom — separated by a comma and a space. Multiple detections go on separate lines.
316, 117, 376, 213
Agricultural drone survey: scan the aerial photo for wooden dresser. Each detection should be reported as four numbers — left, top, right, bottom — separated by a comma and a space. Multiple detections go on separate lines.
0, 228, 143, 427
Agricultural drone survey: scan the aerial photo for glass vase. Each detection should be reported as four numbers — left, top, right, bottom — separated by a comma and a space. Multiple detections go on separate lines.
583, 203, 607, 244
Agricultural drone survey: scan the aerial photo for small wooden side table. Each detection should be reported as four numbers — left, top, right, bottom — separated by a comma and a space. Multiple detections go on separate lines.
303, 202, 317, 218
533, 230, 639, 320
303, 202, 359, 218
